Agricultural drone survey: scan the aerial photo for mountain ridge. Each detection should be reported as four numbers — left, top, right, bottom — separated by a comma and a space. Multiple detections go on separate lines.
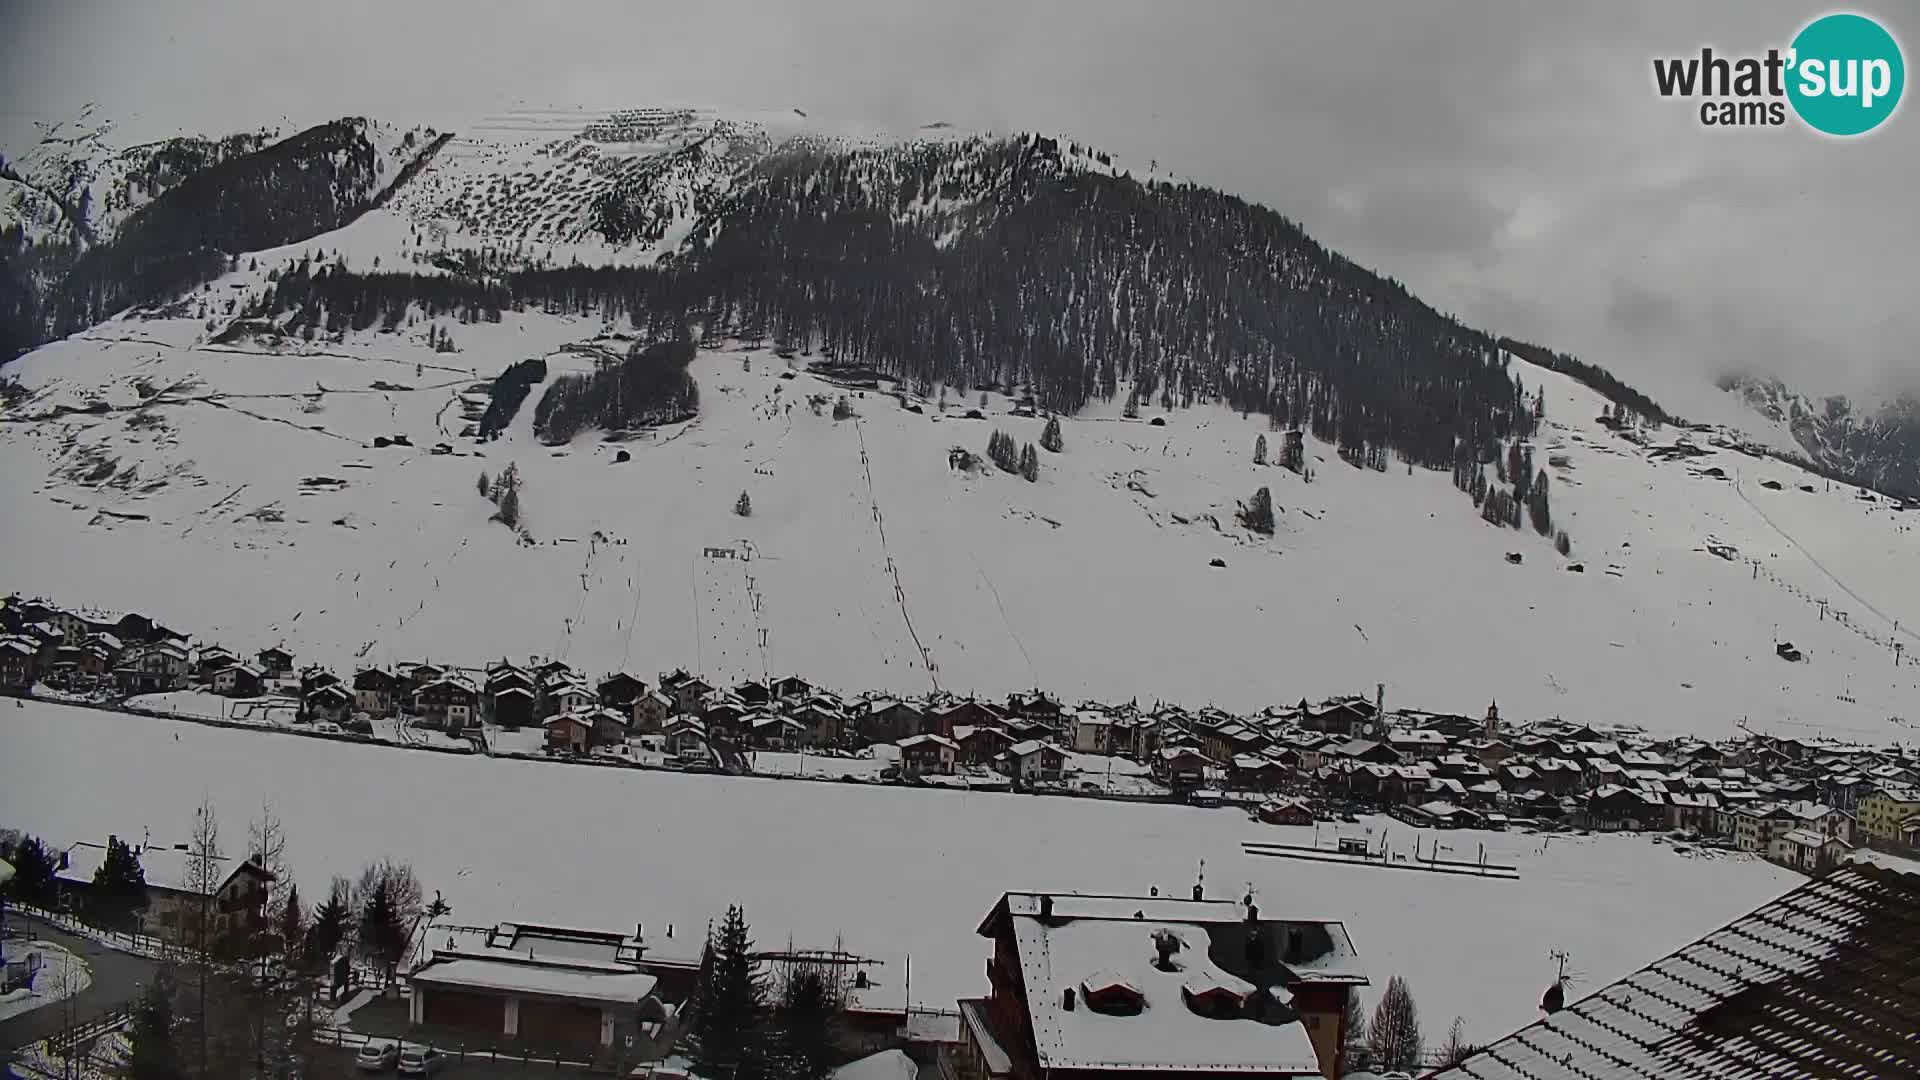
1717, 371, 1920, 501
7, 106, 1911, 500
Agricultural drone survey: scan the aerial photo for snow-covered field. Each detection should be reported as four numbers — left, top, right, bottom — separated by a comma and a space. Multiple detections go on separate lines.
0, 700, 1801, 1047
124, 689, 297, 726
0, 940, 92, 1023
2, 293, 1916, 741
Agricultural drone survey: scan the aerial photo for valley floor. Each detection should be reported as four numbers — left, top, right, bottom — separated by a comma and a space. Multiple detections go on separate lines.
0, 698, 1802, 1050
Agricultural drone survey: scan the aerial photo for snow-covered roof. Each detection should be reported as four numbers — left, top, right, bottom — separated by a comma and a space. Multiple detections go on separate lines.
423, 920, 650, 970
1777, 827, 1844, 850
410, 957, 658, 1004
898, 733, 958, 750
1007, 917, 1323, 1074
57, 840, 264, 895
1426, 863, 1919, 1080
1009, 739, 1064, 758
829, 1049, 918, 1080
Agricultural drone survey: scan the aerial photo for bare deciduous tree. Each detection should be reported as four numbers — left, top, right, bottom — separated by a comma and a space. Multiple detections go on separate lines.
1439, 1015, 1476, 1067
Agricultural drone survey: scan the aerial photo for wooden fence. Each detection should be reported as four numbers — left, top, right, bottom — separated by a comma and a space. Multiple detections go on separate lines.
309, 1026, 598, 1070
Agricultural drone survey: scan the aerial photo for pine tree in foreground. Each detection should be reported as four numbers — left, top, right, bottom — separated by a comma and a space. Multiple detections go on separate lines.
1020, 442, 1039, 482
126, 973, 183, 1080
90, 834, 148, 933
735, 490, 753, 517
691, 904, 770, 1078
0, 834, 58, 907
277, 880, 306, 963
357, 872, 412, 982
1368, 974, 1424, 1072
771, 969, 839, 1080
306, 881, 351, 976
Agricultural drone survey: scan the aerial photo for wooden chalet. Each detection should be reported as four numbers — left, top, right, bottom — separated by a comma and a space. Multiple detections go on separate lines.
304, 683, 354, 724
352, 668, 402, 718
414, 675, 480, 730
861, 699, 925, 744
898, 733, 959, 777
771, 674, 813, 701
956, 724, 1015, 766
959, 892, 1368, 1079
210, 663, 264, 698
631, 689, 673, 733
544, 712, 593, 754
597, 672, 649, 711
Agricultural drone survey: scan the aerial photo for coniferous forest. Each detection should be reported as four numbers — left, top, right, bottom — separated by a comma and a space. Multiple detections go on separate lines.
225, 135, 1551, 475
8, 118, 1911, 497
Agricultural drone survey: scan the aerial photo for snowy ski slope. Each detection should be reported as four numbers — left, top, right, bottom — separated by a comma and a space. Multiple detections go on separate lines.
0, 699, 1802, 1048
2, 290, 1917, 741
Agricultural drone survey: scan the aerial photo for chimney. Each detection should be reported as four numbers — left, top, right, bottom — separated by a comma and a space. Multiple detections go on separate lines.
1062, 987, 1076, 1011
635, 922, 644, 941
1040, 894, 1053, 921
1284, 928, 1305, 964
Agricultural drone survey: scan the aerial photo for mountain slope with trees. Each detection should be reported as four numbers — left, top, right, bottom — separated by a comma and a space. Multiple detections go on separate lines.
227, 127, 1563, 474
1, 117, 442, 363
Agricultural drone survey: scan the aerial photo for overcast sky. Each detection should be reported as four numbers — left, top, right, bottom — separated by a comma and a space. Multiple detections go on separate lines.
3, 1, 1915, 406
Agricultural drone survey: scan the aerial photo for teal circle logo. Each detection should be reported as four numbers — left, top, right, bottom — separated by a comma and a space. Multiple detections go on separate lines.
1787, 13, 1905, 136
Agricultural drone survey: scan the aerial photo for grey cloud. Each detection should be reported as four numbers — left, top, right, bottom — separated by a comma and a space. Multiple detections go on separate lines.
1607, 282, 1687, 342
2, 0, 1914, 401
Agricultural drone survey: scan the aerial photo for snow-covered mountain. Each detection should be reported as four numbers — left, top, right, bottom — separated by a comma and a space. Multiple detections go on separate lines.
2, 115, 443, 361
1718, 371, 1920, 501
2, 107, 1916, 742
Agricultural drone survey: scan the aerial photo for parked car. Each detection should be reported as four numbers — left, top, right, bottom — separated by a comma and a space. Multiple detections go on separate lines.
355, 1042, 399, 1071
397, 1047, 446, 1076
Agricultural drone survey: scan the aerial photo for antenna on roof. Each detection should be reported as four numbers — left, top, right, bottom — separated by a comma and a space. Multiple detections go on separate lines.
1192, 858, 1205, 901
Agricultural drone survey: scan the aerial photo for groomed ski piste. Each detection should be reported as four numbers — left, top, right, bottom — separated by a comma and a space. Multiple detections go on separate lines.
0, 698, 1802, 1049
